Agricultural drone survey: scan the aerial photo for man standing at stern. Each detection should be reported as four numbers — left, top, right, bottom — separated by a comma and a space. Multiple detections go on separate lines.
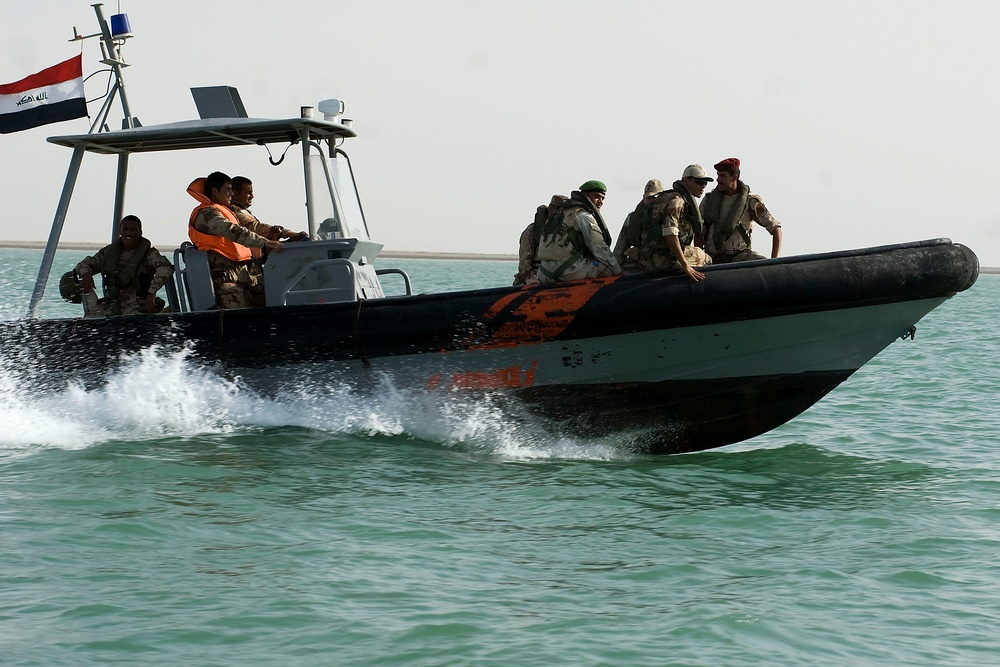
701, 158, 782, 263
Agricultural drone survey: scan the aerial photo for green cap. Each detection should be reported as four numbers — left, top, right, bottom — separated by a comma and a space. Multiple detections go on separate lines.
579, 180, 607, 194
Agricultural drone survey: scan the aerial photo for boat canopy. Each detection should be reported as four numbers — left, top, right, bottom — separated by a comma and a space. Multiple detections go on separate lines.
47, 117, 357, 155
26, 3, 372, 319
30, 114, 366, 318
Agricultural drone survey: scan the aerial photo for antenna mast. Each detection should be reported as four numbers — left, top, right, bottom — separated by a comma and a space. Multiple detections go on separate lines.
71, 3, 137, 132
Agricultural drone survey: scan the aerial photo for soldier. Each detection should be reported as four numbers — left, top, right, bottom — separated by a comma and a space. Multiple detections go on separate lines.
513, 194, 567, 286
535, 180, 621, 283
613, 178, 664, 273
636, 165, 714, 282
187, 171, 284, 309
73, 214, 174, 316
230, 176, 309, 244
701, 157, 782, 263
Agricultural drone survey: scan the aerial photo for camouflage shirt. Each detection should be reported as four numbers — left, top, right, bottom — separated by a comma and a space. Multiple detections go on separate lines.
192, 206, 270, 249
514, 221, 538, 285
637, 191, 699, 271
75, 242, 174, 295
536, 206, 621, 282
650, 191, 698, 242
700, 187, 781, 258
229, 204, 286, 241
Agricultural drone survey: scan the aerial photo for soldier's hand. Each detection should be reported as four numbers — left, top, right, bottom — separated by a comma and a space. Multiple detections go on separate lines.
145, 292, 157, 312
684, 264, 705, 282
80, 273, 95, 293
265, 239, 284, 254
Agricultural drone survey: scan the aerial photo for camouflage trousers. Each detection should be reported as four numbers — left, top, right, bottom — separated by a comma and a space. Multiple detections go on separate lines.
208, 254, 266, 309
212, 272, 265, 309
681, 246, 712, 268
84, 292, 149, 317
642, 245, 713, 272
709, 248, 766, 264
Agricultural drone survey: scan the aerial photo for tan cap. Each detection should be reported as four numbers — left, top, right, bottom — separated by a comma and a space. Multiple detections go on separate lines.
682, 164, 714, 182
643, 179, 664, 196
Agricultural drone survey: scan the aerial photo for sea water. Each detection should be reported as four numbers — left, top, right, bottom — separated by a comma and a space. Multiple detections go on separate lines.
1, 247, 998, 667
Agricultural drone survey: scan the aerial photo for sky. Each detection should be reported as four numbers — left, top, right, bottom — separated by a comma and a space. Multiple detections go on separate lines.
2, 0, 999, 267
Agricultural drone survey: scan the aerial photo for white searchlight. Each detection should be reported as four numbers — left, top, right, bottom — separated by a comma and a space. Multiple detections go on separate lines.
318, 99, 345, 122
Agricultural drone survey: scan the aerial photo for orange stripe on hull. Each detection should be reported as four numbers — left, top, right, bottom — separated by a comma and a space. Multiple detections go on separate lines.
427, 360, 538, 392
470, 277, 618, 350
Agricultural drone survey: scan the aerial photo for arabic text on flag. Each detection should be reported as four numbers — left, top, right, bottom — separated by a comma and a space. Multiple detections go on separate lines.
0, 55, 87, 134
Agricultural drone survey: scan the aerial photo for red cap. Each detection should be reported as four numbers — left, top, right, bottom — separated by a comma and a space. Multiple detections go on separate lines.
714, 157, 740, 172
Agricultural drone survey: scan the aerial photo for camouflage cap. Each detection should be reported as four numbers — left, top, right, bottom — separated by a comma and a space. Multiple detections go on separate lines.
579, 180, 607, 194
643, 179, 664, 196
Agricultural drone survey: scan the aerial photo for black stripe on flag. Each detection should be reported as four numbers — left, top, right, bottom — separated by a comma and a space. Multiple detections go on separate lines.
0, 97, 88, 134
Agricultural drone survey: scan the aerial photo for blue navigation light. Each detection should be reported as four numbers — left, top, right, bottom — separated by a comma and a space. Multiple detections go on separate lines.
110, 13, 133, 39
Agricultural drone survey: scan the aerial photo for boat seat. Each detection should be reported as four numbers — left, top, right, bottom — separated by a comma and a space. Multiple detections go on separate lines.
174, 242, 217, 311
163, 276, 181, 313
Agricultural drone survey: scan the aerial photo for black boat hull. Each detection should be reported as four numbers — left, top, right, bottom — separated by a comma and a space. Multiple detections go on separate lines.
2, 239, 979, 454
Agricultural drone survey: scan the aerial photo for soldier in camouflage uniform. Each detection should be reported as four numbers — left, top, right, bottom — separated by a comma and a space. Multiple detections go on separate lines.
700, 157, 782, 263
513, 194, 567, 286
635, 165, 714, 282
535, 181, 621, 283
229, 176, 309, 243
613, 178, 664, 273
74, 214, 174, 316
188, 171, 284, 309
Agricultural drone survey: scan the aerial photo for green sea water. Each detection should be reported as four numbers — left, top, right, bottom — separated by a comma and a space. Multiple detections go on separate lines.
1, 248, 998, 666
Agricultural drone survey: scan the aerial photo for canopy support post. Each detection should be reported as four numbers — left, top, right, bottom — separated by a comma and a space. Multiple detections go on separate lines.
27, 146, 86, 318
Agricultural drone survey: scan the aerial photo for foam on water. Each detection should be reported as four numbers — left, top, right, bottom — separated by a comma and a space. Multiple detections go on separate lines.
0, 344, 621, 461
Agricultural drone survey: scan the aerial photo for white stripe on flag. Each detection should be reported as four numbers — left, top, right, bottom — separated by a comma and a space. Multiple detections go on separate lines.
0, 77, 85, 115
0, 55, 88, 133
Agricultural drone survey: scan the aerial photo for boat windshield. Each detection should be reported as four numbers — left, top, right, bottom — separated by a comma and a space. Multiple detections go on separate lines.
306, 146, 369, 241
330, 151, 369, 240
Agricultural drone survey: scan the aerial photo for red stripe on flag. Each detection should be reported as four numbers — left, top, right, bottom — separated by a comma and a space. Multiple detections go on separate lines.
0, 55, 83, 95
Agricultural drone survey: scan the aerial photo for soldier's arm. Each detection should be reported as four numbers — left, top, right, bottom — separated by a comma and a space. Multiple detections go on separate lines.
194, 207, 273, 249
75, 247, 108, 292
516, 224, 535, 279
578, 213, 621, 275
695, 197, 708, 248
612, 215, 631, 264
664, 199, 704, 281
749, 196, 782, 258
664, 235, 705, 282
769, 226, 782, 258
231, 207, 272, 237
144, 248, 175, 294
235, 208, 308, 241
662, 197, 684, 238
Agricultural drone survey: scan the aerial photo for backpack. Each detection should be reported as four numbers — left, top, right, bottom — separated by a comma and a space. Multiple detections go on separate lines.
624, 197, 654, 248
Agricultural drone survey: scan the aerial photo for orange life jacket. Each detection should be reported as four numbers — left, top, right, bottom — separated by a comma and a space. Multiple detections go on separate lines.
187, 178, 253, 263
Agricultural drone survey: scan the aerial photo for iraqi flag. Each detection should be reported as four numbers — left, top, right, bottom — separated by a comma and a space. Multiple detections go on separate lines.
0, 54, 87, 134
